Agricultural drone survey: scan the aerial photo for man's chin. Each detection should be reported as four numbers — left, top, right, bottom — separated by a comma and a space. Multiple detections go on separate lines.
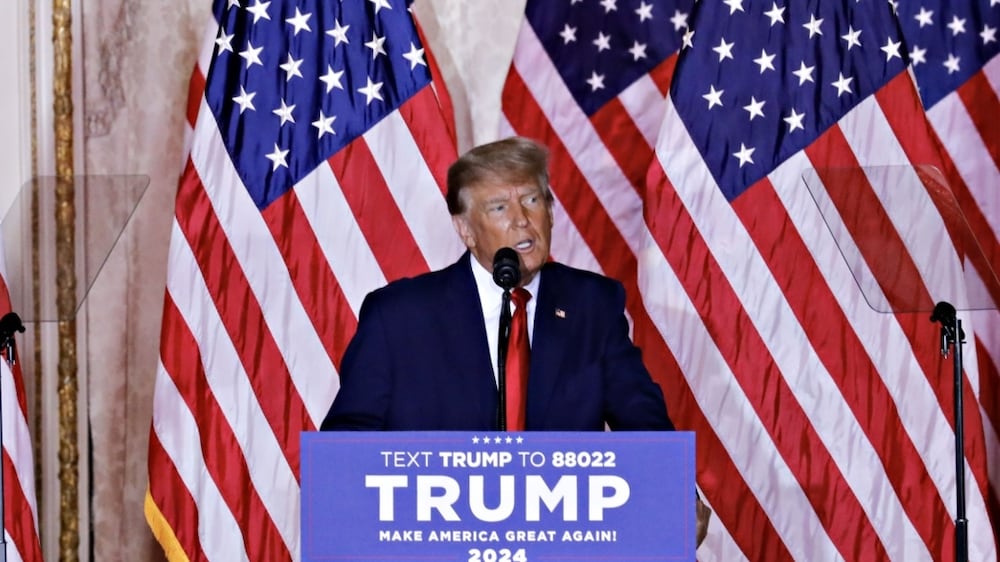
519, 259, 546, 284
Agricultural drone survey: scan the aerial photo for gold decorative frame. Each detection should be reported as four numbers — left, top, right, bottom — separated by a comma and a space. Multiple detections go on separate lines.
28, 0, 43, 531
52, 0, 80, 559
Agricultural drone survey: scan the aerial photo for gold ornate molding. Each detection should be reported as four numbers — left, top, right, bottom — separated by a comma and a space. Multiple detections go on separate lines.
52, 0, 79, 559
28, 0, 43, 533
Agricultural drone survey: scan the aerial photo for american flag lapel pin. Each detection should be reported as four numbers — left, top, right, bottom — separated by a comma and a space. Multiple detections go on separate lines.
555, 308, 566, 318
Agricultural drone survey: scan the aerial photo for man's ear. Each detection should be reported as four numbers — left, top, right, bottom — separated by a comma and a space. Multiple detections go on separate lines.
452, 215, 475, 249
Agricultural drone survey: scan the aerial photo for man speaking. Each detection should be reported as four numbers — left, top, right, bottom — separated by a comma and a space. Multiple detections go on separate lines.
320, 136, 710, 547
321, 136, 672, 432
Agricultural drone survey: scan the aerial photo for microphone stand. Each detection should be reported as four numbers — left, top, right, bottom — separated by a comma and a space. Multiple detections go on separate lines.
491, 247, 521, 432
0, 312, 23, 562
496, 289, 512, 431
930, 301, 967, 562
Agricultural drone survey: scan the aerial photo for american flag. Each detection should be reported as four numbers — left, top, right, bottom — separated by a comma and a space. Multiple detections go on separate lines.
0, 270, 42, 562
897, 3, 1000, 556
503, 0, 999, 561
144, 0, 460, 559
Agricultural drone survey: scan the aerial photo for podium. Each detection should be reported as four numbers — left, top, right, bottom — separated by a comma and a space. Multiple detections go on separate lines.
301, 431, 696, 561
801, 165, 999, 562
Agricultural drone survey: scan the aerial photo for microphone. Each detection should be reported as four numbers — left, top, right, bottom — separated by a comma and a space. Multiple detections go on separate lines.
0, 313, 24, 337
492, 247, 521, 290
930, 300, 965, 356
0, 312, 24, 366
929, 301, 956, 326
492, 248, 520, 431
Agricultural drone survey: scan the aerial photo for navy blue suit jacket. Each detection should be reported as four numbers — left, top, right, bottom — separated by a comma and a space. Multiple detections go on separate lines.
321, 252, 672, 431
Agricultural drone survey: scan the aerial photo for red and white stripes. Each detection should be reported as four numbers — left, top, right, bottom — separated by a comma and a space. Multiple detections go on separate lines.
0, 260, 42, 562
146, 12, 461, 561
503, 14, 1000, 562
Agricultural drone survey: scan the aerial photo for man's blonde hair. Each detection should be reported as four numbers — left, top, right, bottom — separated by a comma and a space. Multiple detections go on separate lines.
446, 137, 552, 215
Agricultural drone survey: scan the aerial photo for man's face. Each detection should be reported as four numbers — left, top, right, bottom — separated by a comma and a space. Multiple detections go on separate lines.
452, 180, 553, 286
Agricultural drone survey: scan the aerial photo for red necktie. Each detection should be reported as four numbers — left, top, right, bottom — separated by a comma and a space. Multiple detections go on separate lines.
506, 288, 531, 431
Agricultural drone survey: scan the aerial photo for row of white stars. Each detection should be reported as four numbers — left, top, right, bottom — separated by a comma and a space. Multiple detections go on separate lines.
702, 84, 807, 126
706, 35, 902, 67
918, 2, 1000, 35
227, 0, 394, 28
562, 0, 988, 93
913, 7, 999, 37
685, 4, 995, 63
471, 435, 526, 445
691, 19, 893, 54
692, 28, 986, 86
570, 0, 655, 17
563, 0, 997, 46
711, 0, 1000, 36
720, 0, 1000, 19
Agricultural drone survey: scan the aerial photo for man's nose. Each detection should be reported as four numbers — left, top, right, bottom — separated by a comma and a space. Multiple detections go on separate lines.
509, 203, 529, 226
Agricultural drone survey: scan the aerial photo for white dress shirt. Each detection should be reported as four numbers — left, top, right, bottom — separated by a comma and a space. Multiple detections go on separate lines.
469, 256, 540, 386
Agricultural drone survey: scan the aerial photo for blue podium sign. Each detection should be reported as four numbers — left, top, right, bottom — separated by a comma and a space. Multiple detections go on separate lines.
301, 431, 695, 562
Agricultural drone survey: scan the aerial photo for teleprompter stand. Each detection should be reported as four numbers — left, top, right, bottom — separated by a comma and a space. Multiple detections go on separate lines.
802, 165, 999, 562
930, 301, 968, 562
0, 175, 149, 561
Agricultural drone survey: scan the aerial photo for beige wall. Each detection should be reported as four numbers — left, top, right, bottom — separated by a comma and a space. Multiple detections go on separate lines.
79, 1, 205, 559
0, 0, 31, 215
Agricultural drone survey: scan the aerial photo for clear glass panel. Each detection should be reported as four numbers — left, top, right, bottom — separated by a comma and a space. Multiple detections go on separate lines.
0, 175, 150, 322
801, 165, 998, 313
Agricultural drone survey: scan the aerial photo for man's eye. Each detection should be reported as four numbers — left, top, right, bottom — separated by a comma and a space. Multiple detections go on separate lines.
488, 204, 506, 213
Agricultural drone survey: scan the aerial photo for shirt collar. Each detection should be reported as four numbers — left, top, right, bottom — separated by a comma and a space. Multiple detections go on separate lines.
469, 253, 540, 305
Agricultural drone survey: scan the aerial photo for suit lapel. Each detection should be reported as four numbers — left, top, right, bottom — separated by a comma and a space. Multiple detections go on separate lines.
439, 253, 499, 417
527, 264, 572, 425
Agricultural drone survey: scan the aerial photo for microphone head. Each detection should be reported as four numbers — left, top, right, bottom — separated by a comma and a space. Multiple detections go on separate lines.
930, 301, 956, 325
0, 312, 24, 335
492, 247, 521, 289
